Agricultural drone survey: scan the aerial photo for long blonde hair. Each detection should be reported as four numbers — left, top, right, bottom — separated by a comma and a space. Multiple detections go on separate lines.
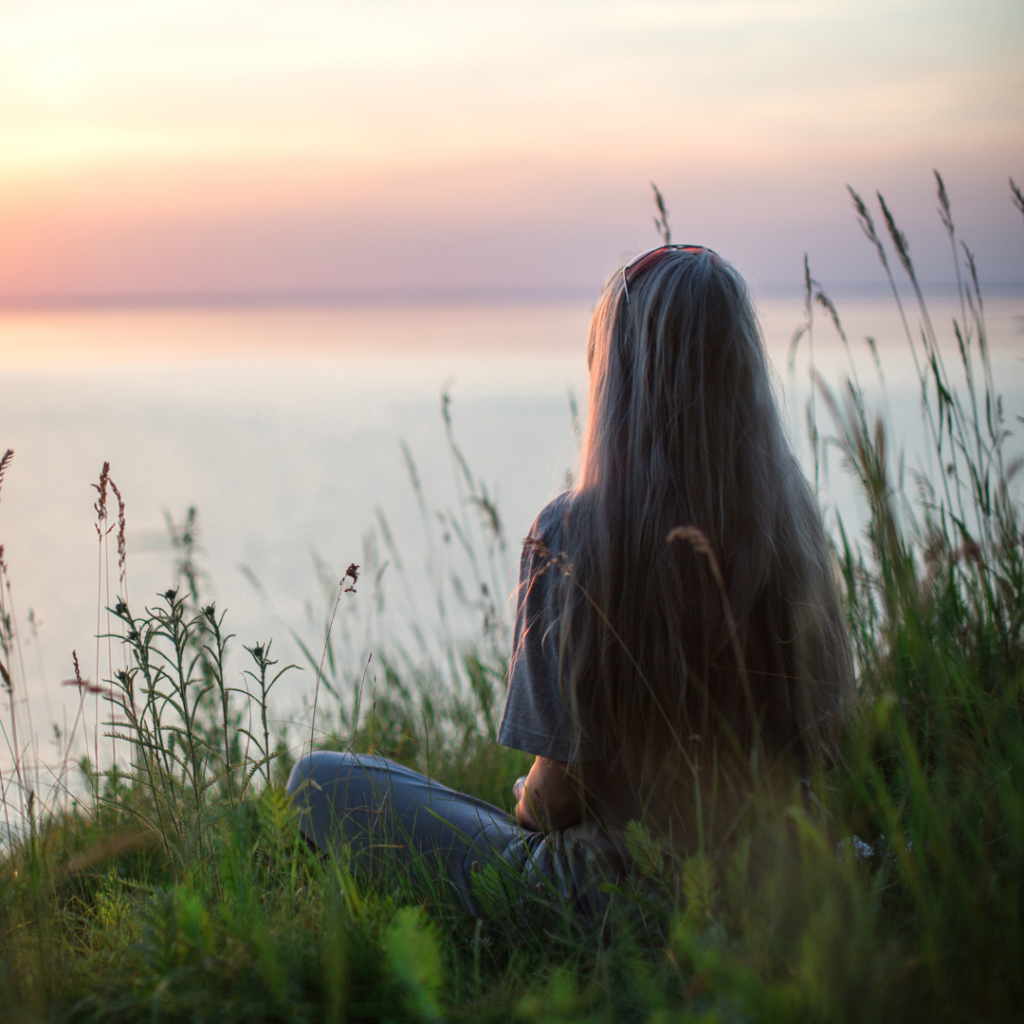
556, 248, 852, 801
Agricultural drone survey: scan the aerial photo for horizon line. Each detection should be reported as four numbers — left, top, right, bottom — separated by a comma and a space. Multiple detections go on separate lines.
0, 280, 1021, 313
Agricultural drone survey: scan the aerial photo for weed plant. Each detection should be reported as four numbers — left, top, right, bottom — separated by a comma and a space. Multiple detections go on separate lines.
0, 174, 1022, 1022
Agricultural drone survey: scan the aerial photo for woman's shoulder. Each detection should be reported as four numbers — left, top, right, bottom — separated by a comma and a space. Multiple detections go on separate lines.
529, 492, 572, 544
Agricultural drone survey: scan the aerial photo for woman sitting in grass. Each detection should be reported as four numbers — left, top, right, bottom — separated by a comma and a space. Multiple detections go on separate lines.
287, 245, 853, 917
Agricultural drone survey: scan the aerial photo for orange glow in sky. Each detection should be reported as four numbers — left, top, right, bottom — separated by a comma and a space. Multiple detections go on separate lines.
0, 0, 1021, 298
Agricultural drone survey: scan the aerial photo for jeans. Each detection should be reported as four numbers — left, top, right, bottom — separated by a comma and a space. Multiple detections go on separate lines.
286, 751, 627, 918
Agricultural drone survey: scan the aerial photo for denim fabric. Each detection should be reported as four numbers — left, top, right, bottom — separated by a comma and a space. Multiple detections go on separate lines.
286, 751, 627, 918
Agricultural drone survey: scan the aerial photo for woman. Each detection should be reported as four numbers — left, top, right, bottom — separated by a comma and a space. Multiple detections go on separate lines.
287, 245, 853, 915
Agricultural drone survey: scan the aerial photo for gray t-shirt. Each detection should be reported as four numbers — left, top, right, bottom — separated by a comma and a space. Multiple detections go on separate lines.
497, 494, 599, 763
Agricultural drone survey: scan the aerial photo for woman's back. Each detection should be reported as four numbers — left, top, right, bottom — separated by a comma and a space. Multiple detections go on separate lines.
500, 246, 853, 848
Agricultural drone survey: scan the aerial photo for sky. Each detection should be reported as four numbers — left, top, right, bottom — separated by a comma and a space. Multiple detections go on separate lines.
0, 0, 1021, 301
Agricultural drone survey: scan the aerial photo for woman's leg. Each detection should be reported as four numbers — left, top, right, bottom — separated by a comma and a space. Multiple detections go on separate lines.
287, 751, 522, 909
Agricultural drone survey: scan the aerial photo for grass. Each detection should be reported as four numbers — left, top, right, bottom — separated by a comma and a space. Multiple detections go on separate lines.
0, 173, 1022, 1022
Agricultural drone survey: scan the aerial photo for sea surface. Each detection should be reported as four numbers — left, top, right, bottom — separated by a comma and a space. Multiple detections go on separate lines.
1, 292, 1022, 785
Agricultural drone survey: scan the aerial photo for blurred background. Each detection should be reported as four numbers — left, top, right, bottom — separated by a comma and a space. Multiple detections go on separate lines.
0, 0, 1021, 773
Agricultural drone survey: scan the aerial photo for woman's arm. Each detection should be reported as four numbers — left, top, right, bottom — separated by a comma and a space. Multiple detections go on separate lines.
514, 756, 583, 831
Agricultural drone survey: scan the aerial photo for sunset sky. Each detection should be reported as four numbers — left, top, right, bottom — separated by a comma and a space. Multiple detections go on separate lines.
0, 0, 1021, 300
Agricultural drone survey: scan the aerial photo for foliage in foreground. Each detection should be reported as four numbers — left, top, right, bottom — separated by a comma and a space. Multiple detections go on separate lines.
0, 175, 1023, 1022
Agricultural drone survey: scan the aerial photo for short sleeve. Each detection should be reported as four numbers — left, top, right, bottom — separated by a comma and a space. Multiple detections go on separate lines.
497, 496, 599, 763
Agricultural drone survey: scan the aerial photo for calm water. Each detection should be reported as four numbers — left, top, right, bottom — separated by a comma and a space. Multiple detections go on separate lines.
1, 293, 1022, 780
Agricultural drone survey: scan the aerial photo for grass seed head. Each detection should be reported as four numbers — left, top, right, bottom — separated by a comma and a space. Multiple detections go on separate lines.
1011, 176, 1024, 224
93, 461, 110, 535
0, 448, 13, 503
108, 475, 127, 584
342, 563, 360, 593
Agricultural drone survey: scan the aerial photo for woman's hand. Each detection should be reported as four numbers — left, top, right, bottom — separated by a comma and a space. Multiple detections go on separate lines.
512, 775, 527, 805
514, 756, 583, 831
